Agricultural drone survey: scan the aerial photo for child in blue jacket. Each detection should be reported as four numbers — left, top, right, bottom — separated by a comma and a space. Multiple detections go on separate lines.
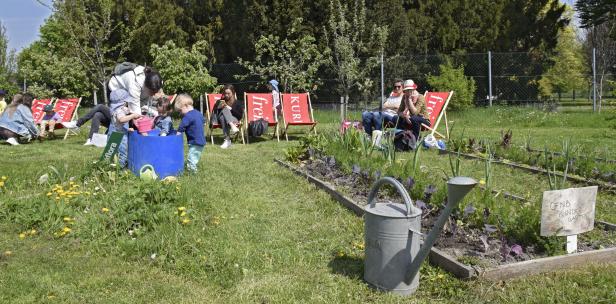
175, 94, 205, 172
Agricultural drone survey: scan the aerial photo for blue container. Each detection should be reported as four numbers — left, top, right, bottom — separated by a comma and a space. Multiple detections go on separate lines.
128, 129, 184, 179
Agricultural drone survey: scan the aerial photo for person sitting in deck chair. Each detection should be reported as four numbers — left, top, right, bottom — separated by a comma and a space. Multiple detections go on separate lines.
362, 79, 403, 137
395, 79, 429, 140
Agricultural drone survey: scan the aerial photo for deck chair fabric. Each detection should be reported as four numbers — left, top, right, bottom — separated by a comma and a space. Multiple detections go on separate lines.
422, 91, 453, 139
52, 97, 82, 140
31, 98, 55, 124
167, 94, 177, 104
205, 93, 244, 144
244, 92, 279, 143
280, 93, 317, 141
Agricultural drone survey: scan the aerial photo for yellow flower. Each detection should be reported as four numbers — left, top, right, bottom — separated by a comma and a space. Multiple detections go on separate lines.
19, 233, 26, 239
0, 181, 4, 187
101, 207, 110, 213
3, 250, 11, 256
63, 217, 72, 222
47, 192, 52, 196
55, 197, 60, 200
29, 229, 37, 235
479, 179, 486, 185
1, 176, 7, 180
181, 218, 191, 225
180, 211, 187, 217
336, 251, 345, 257
62, 227, 71, 233
177, 207, 186, 212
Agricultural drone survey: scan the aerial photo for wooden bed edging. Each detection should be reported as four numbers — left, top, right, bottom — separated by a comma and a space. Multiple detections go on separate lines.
275, 159, 476, 278
480, 247, 616, 281
275, 159, 616, 281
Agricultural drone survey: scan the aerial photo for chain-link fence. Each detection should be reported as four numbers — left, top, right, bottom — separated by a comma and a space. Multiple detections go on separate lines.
209, 50, 614, 110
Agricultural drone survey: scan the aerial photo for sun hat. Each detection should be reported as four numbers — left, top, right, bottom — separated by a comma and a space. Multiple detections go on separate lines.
402, 79, 418, 91
44, 104, 54, 112
268, 79, 279, 92
110, 89, 130, 111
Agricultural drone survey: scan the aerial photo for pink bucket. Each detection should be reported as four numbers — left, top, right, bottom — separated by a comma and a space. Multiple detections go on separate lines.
134, 117, 154, 133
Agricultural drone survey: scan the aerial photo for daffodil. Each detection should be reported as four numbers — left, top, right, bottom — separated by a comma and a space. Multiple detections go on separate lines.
101, 207, 110, 213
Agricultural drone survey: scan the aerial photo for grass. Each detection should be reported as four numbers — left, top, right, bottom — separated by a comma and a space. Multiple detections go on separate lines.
0, 106, 615, 303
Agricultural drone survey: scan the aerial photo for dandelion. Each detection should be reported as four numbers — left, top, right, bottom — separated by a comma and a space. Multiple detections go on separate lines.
63, 217, 73, 223
336, 251, 346, 258
181, 218, 191, 225
101, 207, 110, 213
3, 250, 11, 256
29, 229, 37, 235
177, 207, 186, 212
62, 227, 71, 233
1, 176, 7, 180
479, 179, 486, 186
19, 233, 26, 239
47, 192, 52, 196
180, 211, 187, 217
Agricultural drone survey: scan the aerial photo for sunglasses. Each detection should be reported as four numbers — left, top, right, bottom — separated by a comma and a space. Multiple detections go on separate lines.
393, 85, 402, 88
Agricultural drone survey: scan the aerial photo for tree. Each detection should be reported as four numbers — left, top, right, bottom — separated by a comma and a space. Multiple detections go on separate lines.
427, 59, 476, 110
238, 18, 329, 92
538, 7, 588, 101
150, 40, 217, 99
324, 0, 388, 110
576, 0, 616, 35
0, 21, 18, 94
583, 22, 616, 110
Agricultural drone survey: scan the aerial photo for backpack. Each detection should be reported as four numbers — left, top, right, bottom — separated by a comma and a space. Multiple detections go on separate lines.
248, 118, 269, 137
394, 130, 417, 151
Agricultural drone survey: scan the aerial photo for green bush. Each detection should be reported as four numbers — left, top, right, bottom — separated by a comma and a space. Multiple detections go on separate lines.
427, 59, 476, 110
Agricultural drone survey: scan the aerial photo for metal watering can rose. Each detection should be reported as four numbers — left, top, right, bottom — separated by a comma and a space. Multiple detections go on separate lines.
364, 176, 477, 296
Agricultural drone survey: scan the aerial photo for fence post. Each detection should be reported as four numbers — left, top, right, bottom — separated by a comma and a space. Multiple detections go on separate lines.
488, 51, 493, 107
93, 89, 97, 105
592, 47, 597, 113
200, 94, 204, 115
380, 52, 385, 112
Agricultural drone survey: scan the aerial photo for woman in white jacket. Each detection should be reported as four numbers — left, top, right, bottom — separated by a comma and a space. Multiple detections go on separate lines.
107, 64, 164, 115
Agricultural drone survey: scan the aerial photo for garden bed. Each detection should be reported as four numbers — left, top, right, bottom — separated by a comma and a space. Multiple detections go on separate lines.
276, 158, 616, 280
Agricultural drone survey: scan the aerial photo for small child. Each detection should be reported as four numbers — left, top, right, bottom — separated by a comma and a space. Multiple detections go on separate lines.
39, 104, 62, 138
175, 94, 205, 172
109, 89, 141, 168
153, 96, 174, 136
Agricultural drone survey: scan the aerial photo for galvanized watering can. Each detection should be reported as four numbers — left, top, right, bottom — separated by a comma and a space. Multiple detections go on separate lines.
364, 176, 477, 296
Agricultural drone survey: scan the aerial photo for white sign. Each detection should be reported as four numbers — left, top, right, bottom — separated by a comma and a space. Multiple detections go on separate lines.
540, 186, 597, 236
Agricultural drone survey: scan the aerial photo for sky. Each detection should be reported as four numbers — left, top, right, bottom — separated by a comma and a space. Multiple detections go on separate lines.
0, 0, 52, 52
0, 0, 578, 53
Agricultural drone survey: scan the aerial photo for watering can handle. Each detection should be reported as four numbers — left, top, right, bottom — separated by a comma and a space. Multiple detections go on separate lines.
140, 164, 155, 175
367, 177, 415, 217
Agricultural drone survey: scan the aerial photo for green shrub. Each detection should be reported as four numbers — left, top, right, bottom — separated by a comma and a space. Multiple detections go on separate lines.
427, 59, 476, 110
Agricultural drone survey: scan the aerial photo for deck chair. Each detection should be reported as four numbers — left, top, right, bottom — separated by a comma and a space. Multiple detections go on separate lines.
205, 93, 244, 145
31, 98, 55, 124
52, 97, 82, 140
280, 93, 317, 141
422, 91, 453, 139
244, 92, 280, 143
167, 94, 177, 104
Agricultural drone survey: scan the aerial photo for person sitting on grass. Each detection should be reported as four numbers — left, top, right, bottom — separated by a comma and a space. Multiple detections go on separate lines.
109, 89, 141, 168
175, 94, 205, 172
38, 104, 62, 139
395, 79, 429, 140
210, 84, 242, 149
0, 93, 38, 146
153, 96, 174, 136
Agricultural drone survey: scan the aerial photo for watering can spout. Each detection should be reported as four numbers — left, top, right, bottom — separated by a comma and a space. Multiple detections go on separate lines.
405, 176, 477, 283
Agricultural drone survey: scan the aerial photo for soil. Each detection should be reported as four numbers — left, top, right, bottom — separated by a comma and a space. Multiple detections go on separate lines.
295, 156, 616, 268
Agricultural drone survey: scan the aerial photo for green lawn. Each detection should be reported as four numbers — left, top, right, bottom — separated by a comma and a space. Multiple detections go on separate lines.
0, 106, 615, 303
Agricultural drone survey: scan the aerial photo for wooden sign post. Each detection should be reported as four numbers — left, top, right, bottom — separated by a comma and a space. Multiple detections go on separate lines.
540, 186, 598, 254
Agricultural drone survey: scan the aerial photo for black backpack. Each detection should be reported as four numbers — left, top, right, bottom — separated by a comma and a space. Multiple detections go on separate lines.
248, 118, 269, 137
394, 130, 417, 151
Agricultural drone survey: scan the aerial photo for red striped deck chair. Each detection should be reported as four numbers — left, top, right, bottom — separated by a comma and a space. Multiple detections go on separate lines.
167, 94, 177, 104
51, 97, 82, 140
244, 92, 279, 143
422, 91, 453, 139
280, 93, 317, 141
31, 98, 55, 124
205, 93, 244, 145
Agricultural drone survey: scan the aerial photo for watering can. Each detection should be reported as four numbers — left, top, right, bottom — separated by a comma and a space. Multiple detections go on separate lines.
364, 176, 477, 296
139, 164, 158, 180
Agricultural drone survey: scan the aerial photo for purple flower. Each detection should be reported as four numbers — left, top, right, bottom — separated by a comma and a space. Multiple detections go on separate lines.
415, 200, 427, 210
510, 244, 523, 256
405, 177, 415, 189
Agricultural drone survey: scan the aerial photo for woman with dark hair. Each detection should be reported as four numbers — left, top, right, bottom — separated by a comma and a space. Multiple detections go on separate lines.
107, 63, 164, 116
0, 93, 38, 145
211, 84, 243, 149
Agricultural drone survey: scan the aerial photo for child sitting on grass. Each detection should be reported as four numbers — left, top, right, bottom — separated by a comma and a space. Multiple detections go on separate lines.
38, 104, 62, 139
109, 89, 141, 168
153, 96, 174, 136
175, 94, 205, 172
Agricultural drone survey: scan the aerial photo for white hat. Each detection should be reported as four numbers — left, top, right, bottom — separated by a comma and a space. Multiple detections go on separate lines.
402, 79, 418, 91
